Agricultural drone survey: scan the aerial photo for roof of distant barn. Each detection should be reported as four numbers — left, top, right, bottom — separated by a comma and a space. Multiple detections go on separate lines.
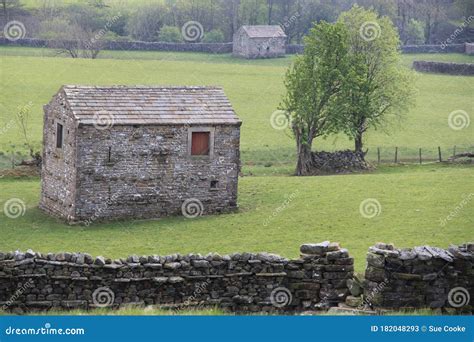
240, 25, 287, 38
58, 85, 241, 126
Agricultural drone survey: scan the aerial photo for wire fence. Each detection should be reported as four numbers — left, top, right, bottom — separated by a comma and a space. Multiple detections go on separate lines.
0, 145, 473, 170
365, 145, 474, 164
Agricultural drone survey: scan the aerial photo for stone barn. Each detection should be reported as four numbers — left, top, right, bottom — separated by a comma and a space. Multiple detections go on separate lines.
233, 25, 287, 59
40, 85, 241, 224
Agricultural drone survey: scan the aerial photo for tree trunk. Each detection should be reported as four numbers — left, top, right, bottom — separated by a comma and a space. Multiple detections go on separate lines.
295, 143, 313, 176
354, 132, 363, 154
267, 0, 273, 25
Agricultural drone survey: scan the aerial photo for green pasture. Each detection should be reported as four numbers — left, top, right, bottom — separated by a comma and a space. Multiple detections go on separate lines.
1, 164, 472, 274
0, 47, 473, 166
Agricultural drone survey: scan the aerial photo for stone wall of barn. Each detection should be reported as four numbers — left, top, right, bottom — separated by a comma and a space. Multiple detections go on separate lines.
232, 31, 250, 58
73, 124, 240, 223
363, 242, 473, 310
39, 90, 78, 221
0, 242, 353, 313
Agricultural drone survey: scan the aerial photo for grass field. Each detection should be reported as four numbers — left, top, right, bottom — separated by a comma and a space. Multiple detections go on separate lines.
0, 47, 473, 166
1, 164, 472, 274
0, 47, 472, 276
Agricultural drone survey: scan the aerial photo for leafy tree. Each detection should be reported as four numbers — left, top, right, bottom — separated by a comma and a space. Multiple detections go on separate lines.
158, 25, 183, 43
336, 5, 416, 154
126, 4, 166, 41
39, 18, 82, 58
0, 0, 23, 21
280, 21, 349, 176
202, 29, 225, 43
404, 19, 425, 44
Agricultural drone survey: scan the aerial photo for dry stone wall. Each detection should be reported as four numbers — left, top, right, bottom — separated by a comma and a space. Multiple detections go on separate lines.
1, 38, 468, 56
0, 242, 353, 313
0, 38, 233, 53
285, 43, 467, 55
363, 243, 473, 311
413, 60, 474, 75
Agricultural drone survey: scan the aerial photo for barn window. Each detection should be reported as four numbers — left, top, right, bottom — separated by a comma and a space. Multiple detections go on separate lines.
188, 127, 214, 157
191, 132, 210, 156
56, 123, 63, 148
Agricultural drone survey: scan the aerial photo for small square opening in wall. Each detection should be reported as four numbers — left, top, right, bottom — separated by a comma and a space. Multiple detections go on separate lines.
210, 180, 218, 189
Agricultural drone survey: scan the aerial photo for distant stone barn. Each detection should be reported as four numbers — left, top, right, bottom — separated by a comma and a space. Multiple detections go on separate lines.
40, 86, 241, 224
233, 25, 287, 59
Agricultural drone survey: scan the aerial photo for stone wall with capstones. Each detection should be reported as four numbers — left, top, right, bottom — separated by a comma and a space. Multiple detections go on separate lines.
363, 242, 473, 311
0, 242, 353, 313
412, 60, 474, 75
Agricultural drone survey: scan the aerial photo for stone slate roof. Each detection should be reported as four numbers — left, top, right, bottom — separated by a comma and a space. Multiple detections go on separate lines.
61, 85, 241, 126
240, 25, 287, 38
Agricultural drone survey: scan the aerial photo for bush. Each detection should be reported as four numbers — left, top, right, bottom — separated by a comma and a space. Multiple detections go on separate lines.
158, 25, 183, 43
126, 4, 167, 42
202, 29, 225, 43
404, 19, 425, 45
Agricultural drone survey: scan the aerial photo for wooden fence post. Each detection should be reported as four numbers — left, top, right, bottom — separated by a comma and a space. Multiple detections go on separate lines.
438, 146, 442, 162
419, 148, 422, 164
394, 147, 398, 163
377, 147, 381, 164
